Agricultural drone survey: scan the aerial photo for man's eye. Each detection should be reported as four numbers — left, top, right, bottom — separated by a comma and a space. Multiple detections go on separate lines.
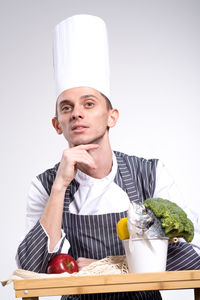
62, 106, 72, 111
85, 102, 94, 107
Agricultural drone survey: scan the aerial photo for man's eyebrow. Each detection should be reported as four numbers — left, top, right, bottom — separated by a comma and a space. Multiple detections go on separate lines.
80, 94, 99, 100
58, 99, 73, 107
58, 94, 99, 109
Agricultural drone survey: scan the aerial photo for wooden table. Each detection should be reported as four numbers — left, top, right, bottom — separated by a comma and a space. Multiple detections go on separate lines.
14, 270, 200, 300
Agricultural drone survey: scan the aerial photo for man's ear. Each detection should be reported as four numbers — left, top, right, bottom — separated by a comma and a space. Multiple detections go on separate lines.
52, 117, 63, 135
107, 109, 119, 128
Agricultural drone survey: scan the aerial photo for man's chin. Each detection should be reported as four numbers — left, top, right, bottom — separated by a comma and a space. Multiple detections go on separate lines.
69, 140, 95, 147
69, 133, 106, 147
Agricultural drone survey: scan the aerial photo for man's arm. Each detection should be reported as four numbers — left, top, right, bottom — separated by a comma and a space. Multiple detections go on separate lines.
40, 144, 98, 251
154, 160, 200, 254
153, 160, 200, 270
17, 144, 98, 272
16, 177, 68, 272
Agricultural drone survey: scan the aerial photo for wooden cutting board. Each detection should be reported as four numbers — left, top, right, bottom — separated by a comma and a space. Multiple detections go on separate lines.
14, 270, 200, 299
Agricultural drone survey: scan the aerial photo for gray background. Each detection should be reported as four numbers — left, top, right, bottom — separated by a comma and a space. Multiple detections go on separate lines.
0, 0, 199, 299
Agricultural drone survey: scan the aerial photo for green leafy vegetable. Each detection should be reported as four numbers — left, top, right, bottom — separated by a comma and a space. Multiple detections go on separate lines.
144, 198, 194, 242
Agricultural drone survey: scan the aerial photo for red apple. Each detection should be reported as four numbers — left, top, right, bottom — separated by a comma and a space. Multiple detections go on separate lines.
46, 254, 78, 274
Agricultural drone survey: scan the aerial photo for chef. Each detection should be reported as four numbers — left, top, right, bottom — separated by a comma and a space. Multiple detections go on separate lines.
17, 15, 200, 300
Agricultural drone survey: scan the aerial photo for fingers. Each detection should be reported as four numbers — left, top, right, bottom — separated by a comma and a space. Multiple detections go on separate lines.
55, 144, 99, 188
65, 144, 99, 168
76, 257, 97, 270
76, 151, 96, 169
63, 147, 97, 169
71, 144, 99, 151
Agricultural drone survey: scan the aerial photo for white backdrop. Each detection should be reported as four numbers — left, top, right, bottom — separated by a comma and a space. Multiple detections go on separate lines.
0, 0, 199, 299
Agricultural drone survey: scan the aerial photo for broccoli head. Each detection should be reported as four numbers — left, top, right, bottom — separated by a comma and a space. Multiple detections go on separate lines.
144, 198, 194, 242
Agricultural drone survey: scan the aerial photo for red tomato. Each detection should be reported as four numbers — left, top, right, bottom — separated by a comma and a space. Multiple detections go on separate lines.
46, 254, 78, 274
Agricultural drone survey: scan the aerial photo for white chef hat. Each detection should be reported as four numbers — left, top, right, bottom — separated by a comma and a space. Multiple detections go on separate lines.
53, 14, 110, 100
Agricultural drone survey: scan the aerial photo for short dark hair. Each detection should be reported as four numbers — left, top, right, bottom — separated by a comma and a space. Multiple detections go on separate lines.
100, 92, 113, 110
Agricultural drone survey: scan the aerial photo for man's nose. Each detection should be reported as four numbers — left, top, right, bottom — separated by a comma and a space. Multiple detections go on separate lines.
71, 105, 84, 120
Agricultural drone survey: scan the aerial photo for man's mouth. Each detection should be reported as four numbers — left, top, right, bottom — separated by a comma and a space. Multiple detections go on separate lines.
71, 124, 89, 132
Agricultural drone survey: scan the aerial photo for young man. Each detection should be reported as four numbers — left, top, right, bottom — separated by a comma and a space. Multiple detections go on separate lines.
17, 15, 200, 300
41, 86, 119, 257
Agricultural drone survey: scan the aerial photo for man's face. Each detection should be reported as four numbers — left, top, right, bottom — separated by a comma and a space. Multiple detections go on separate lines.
53, 87, 118, 147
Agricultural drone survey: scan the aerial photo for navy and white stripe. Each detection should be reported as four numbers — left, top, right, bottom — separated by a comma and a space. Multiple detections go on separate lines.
60, 291, 162, 300
167, 242, 200, 270
17, 151, 200, 300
